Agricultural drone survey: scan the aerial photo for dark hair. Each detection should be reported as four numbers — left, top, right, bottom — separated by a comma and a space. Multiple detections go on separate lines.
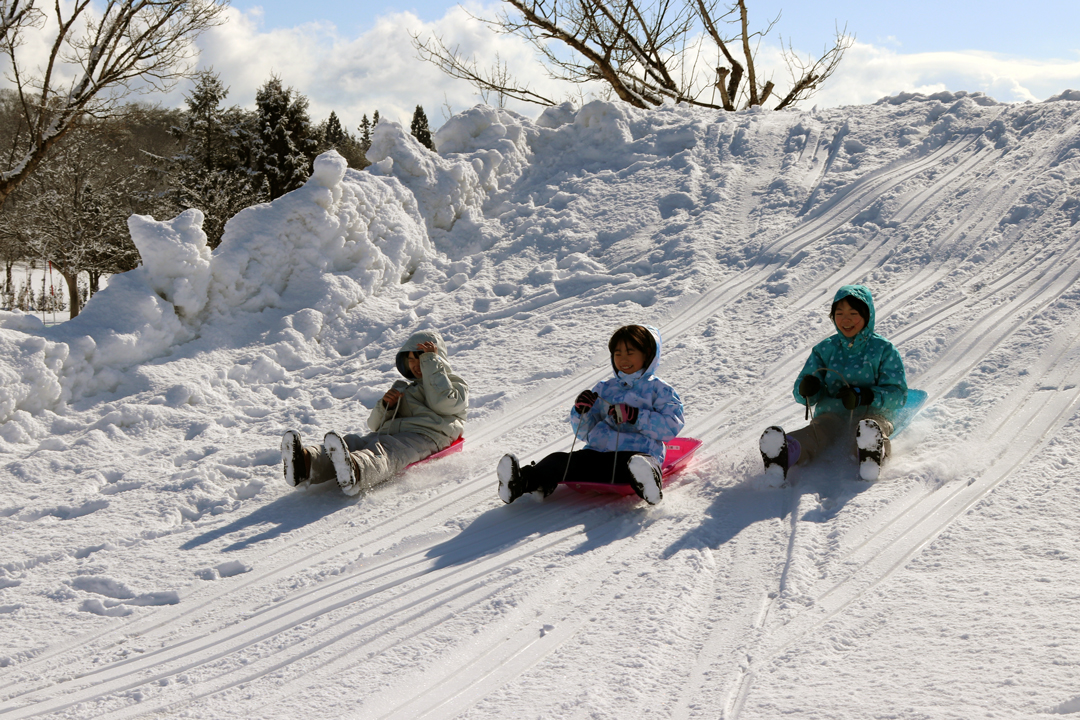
608, 325, 656, 372
395, 351, 422, 379
830, 295, 870, 325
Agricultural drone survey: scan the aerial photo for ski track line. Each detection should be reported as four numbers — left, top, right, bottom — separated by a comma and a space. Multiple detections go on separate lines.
0, 441, 604, 706
108, 502, 669, 719
5, 504, 633, 719
0, 122, 1021, 717
728, 374, 1080, 719
343, 516, 669, 720
720, 363, 1080, 719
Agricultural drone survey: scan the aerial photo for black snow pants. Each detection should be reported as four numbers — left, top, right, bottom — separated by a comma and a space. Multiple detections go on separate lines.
520, 449, 651, 495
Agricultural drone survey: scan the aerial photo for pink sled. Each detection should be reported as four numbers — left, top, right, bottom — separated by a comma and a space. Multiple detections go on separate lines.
405, 436, 464, 469
561, 437, 703, 496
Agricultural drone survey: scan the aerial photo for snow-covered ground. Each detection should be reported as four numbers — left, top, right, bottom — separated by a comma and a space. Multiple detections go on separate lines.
2, 89, 1080, 719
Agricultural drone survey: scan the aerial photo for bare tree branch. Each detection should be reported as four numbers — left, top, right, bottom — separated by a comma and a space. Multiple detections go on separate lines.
414, 0, 852, 115
412, 31, 558, 107
0, 0, 226, 210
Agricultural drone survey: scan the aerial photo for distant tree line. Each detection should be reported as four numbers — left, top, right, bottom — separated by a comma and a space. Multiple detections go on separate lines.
0, 69, 440, 318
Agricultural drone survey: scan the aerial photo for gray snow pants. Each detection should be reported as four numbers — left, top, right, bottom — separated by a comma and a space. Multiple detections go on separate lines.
789, 412, 893, 466
305, 431, 439, 492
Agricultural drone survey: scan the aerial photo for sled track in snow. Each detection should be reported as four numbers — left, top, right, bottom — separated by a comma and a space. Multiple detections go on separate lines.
6, 113, 1080, 718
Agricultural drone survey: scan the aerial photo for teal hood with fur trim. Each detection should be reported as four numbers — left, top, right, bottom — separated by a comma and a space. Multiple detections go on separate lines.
792, 285, 908, 419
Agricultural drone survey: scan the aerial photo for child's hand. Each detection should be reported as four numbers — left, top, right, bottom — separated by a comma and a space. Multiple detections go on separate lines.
416, 341, 437, 355
574, 389, 598, 414
383, 388, 403, 407
608, 403, 638, 424
839, 386, 874, 410
798, 375, 821, 398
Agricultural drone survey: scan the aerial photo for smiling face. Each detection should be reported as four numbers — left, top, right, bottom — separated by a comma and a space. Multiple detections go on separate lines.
612, 341, 646, 375
833, 299, 867, 338
407, 352, 423, 378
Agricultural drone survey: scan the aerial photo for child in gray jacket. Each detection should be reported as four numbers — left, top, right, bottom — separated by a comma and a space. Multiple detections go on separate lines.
281, 329, 469, 495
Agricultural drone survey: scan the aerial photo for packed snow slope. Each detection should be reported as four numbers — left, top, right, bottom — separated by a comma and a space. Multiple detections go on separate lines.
2, 90, 1080, 719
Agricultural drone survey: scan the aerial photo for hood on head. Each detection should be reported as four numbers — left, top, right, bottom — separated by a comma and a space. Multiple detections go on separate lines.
395, 329, 448, 379
832, 284, 876, 338
612, 324, 663, 379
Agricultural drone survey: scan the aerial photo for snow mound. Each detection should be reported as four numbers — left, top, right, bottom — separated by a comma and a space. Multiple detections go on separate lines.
368, 108, 534, 251
1047, 89, 1080, 102
0, 150, 432, 426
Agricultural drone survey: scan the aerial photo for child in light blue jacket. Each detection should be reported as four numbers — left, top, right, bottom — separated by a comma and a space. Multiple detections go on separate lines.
498, 325, 684, 505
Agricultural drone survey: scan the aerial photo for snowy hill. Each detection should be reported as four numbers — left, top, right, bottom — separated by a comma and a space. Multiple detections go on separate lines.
2, 89, 1080, 719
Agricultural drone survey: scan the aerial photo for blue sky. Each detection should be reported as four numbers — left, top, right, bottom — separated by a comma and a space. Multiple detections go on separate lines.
236, 0, 1080, 59
176, 0, 1080, 129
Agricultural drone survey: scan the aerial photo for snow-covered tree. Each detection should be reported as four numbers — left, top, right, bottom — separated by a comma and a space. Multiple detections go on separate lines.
19, 119, 148, 317
253, 75, 317, 200
0, 0, 227, 212
410, 105, 435, 151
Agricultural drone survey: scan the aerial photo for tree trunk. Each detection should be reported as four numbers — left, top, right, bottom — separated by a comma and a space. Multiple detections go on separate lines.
62, 269, 81, 319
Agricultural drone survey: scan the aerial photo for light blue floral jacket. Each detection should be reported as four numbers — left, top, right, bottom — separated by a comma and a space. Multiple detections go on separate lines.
571, 326, 685, 463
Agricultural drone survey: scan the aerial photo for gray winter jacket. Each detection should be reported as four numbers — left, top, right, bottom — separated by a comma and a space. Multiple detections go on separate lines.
366, 330, 468, 449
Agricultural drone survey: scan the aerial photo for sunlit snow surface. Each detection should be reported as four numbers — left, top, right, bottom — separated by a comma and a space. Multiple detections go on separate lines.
2, 93, 1080, 719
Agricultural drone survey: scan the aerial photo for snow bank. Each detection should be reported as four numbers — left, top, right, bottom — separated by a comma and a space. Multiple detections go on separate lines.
207, 151, 431, 323
0, 151, 432, 428
0, 315, 67, 445
367, 107, 534, 251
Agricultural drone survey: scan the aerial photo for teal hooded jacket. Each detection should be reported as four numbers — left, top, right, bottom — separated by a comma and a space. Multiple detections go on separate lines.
793, 285, 908, 419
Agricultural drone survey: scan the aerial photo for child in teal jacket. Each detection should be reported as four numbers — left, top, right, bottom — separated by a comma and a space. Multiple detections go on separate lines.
760, 285, 908, 484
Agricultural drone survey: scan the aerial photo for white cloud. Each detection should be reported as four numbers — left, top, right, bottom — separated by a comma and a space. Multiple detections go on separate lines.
16, 4, 1079, 131
809, 42, 1080, 107
173, 2, 580, 130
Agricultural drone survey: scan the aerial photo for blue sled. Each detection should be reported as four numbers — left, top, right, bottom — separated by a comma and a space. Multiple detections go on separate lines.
892, 389, 928, 436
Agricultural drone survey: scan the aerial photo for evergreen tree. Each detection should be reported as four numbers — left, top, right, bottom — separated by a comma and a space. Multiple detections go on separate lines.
324, 111, 346, 147
410, 105, 435, 151
253, 75, 318, 200
358, 114, 372, 154
179, 70, 231, 173
316, 111, 367, 168
357, 114, 373, 162
169, 70, 266, 249
373, 110, 381, 127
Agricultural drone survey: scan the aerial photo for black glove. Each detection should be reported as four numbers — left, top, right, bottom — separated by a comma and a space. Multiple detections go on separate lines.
839, 386, 875, 410
798, 375, 822, 399
574, 389, 598, 414
608, 403, 639, 424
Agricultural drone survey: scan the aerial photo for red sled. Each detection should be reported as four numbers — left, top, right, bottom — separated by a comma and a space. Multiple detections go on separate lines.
561, 437, 702, 496
406, 436, 464, 470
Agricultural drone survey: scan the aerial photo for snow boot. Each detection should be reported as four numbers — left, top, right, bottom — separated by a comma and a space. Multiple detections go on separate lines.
281, 430, 307, 487
324, 431, 362, 496
497, 454, 528, 504
856, 418, 885, 481
760, 426, 797, 488
627, 454, 663, 505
